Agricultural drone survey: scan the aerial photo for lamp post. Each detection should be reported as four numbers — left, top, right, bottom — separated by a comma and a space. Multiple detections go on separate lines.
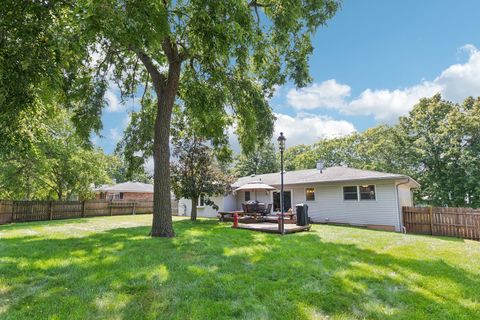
277, 132, 286, 235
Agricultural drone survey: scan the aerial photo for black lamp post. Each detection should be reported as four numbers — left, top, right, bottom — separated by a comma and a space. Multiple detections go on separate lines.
277, 132, 286, 235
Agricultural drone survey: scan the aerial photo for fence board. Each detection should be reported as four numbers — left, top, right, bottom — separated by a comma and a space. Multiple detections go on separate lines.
0, 200, 13, 225
403, 206, 480, 240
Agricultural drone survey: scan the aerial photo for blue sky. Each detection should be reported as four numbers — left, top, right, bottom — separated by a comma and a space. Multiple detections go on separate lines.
95, 0, 480, 153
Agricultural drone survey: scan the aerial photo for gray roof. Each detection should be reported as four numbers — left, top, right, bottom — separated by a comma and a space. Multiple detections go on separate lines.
94, 182, 154, 193
233, 166, 420, 188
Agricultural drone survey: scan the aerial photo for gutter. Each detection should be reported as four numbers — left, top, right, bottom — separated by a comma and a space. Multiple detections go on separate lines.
395, 178, 412, 233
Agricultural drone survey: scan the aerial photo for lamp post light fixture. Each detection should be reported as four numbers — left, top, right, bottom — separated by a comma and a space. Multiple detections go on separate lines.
277, 132, 286, 234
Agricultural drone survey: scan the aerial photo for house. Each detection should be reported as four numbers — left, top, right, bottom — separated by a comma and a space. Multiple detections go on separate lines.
94, 182, 154, 200
178, 166, 420, 231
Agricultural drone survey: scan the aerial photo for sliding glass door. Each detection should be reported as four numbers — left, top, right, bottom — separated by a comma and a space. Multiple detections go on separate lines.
272, 191, 292, 212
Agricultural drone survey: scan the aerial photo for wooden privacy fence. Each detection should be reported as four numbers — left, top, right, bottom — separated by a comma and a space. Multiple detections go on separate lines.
0, 199, 157, 224
402, 206, 480, 240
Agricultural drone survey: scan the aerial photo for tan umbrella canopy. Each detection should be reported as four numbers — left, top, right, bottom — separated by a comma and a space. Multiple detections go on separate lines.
234, 181, 276, 201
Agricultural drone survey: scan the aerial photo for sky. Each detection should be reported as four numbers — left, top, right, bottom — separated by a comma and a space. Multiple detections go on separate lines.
94, 0, 480, 154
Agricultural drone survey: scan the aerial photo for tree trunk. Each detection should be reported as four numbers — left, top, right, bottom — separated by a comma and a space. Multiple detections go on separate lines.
134, 40, 183, 237
191, 195, 198, 221
150, 60, 181, 237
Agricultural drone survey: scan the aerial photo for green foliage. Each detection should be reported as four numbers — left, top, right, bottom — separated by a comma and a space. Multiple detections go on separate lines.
0, 0, 103, 153
82, 0, 341, 154
399, 94, 480, 207
106, 154, 153, 184
1, 216, 480, 319
0, 108, 112, 200
233, 142, 279, 177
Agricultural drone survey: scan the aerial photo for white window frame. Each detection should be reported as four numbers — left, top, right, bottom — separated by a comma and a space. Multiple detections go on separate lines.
342, 185, 359, 201
342, 185, 377, 202
244, 191, 251, 202
305, 187, 316, 202
197, 195, 206, 208
359, 184, 376, 201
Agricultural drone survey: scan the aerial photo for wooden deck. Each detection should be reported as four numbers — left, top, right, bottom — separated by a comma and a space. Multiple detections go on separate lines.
234, 222, 311, 234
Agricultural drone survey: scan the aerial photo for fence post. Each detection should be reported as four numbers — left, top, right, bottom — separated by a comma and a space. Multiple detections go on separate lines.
109, 200, 113, 216
132, 202, 136, 215
49, 201, 53, 220
12, 201, 16, 222
429, 206, 434, 235
81, 200, 85, 218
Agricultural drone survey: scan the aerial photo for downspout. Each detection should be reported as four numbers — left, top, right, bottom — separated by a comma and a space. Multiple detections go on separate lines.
395, 178, 411, 233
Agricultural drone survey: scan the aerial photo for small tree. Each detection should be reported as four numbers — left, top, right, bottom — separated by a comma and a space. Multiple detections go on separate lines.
170, 115, 232, 220
233, 142, 278, 176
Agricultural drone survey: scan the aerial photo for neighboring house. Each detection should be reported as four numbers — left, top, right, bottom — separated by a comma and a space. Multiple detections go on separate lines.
179, 166, 420, 231
94, 182, 154, 200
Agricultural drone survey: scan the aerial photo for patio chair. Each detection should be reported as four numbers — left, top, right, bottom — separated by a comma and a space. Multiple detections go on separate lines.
256, 203, 266, 214
248, 200, 264, 213
264, 203, 272, 215
241, 203, 247, 213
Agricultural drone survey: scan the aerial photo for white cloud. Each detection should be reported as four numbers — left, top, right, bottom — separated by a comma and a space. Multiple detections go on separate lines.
347, 82, 442, 121
122, 113, 132, 127
105, 89, 124, 112
144, 157, 154, 175
274, 113, 356, 147
436, 45, 480, 102
108, 128, 122, 144
286, 44, 480, 122
458, 44, 478, 57
227, 113, 356, 153
286, 79, 350, 110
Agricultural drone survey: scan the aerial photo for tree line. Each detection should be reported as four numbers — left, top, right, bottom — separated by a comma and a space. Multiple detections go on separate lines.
0, 107, 151, 201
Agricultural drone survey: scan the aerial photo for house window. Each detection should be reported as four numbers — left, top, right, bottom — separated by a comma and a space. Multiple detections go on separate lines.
119, 192, 124, 200
305, 188, 315, 201
197, 195, 205, 207
359, 185, 376, 200
245, 191, 251, 202
343, 186, 358, 201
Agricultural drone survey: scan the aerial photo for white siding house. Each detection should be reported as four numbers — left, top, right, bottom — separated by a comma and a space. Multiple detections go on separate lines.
180, 166, 419, 232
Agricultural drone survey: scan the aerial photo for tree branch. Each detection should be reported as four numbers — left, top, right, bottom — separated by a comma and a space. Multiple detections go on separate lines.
132, 48, 166, 94
140, 73, 150, 109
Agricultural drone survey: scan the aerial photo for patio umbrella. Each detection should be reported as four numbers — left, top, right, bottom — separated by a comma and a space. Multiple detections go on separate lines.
234, 181, 276, 201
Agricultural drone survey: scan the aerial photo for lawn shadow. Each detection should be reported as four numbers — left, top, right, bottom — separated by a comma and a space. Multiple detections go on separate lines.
1, 219, 479, 319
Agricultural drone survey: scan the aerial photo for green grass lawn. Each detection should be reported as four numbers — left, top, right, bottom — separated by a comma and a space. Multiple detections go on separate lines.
1, 216, 480, 320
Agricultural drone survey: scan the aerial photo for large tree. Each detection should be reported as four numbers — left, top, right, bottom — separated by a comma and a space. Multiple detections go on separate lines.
399, 94, 480, 207
84, 0, 340, 236
2, 0, 341, 236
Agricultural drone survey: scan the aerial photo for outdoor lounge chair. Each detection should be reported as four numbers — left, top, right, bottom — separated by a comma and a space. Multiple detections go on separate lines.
264, 203, 272, 215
